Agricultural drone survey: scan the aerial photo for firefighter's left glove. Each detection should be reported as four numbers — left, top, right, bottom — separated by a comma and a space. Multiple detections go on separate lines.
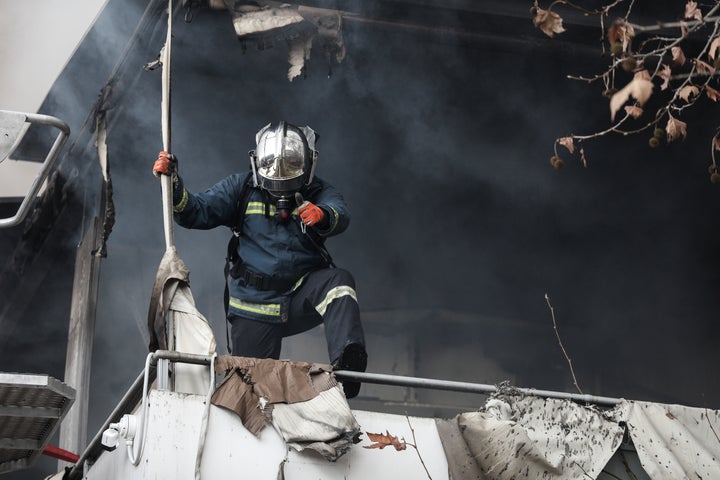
153, 151, 177, 177
298, 201, 325, 227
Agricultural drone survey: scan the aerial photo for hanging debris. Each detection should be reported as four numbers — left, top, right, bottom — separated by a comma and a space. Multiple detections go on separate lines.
218, 0, 345, 81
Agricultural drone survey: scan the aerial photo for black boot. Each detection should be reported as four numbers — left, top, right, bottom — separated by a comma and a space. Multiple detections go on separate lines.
333, 343, 368, 399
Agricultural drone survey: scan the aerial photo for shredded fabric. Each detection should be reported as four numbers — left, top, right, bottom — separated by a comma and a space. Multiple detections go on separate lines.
272, 385, 361, 461
146, 247, 216, 394
211, 355, 360, 460
612, 401, 720, 479
436, 394, 624, 480
437, 393, 720, 480
147, 247, 190, 352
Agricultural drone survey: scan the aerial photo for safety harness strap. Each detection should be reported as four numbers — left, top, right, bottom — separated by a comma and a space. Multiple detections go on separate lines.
228, 260, 298, 292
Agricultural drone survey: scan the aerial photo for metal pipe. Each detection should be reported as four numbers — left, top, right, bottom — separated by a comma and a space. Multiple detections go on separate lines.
151, 349, 214, 366
140, 351, 626, 408
334, 371, 623, 406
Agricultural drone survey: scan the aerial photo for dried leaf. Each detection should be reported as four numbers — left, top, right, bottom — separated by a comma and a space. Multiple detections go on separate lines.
659, 64, 672, 90
666, 411, 676, 420
681, 20, 688, 38
607, 20, 635, 51
558, 136, 575, 154
672, 46, 686, 66
624, 105, 643, 119
678, 85, 699, 102
685, 1, 702, 21
634, 69, 651, 81
666, 115, 687, 142
715, 136, 720, 151
709, 37, 720, 60
607, 23, 623, 45
533, 7, 565, 38
364, 431, 407, 451
580, 147, 588, 168
696, 59, 715, 75
610, 78, 654, 121
706, 85, 720, 102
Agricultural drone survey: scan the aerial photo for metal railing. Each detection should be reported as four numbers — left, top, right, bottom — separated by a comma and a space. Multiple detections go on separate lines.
334, 370, 622, 406
67, 350, 623, 479
0, 111, 70, 228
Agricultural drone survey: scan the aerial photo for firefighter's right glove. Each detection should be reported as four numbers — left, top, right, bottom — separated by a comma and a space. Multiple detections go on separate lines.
298, 201, 325, 227
153, 151, 177, 177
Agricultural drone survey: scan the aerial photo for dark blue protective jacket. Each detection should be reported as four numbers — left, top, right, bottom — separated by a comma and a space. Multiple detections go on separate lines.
172, 172, 350, 322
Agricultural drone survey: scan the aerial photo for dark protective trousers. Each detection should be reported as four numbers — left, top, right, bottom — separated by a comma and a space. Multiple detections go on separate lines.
228, 267, 365, 364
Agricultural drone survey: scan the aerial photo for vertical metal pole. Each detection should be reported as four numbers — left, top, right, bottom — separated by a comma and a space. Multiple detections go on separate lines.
58, 216, 102, 468
160, 0, 174, 251
161, 0, 177, 392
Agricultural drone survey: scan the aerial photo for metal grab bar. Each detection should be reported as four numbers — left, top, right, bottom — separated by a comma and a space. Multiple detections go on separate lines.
0, 111, 70, 228
333, 370, 623, 406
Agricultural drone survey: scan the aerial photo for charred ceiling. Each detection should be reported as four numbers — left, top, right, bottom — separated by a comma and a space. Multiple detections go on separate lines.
209, 0, 603, 50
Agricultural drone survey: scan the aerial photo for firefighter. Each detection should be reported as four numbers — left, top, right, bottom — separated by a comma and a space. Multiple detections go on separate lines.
153, 121, 367, 398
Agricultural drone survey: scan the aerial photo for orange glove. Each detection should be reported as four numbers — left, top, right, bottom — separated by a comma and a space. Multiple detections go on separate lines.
298, 201, 325, 226
153, 151, 177, 177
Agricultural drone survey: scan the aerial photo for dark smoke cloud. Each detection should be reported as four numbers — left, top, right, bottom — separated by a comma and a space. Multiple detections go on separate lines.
2, 1, 720, 478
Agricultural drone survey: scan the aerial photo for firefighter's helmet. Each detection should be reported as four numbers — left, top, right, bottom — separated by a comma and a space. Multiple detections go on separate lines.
251, 121, 318, 197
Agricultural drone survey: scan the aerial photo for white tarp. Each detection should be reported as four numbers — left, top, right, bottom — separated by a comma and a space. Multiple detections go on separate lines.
438, 394, 720, 480
616, 401, 720, 479
147, 248, 216, 395
437, 395, 624, 480
169, 283, 216, 394
271, 383, 360, 461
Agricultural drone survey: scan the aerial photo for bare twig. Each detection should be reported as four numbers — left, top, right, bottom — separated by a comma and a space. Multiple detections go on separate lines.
544, 294, 583, 394
629, 15, 720, 33
405, 416, 433, 480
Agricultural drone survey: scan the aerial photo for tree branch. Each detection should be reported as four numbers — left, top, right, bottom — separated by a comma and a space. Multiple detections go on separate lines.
533, 1, 720, 177
544, 294, 583, 394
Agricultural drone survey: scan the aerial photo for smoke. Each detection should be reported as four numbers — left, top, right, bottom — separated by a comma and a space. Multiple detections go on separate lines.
3, 0, 720, 478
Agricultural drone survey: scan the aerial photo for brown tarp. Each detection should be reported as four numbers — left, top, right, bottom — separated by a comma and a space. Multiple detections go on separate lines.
211, 355, 330, 436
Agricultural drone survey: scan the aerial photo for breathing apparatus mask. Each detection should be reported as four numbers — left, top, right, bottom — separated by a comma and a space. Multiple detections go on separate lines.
250, 121, 318, 222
